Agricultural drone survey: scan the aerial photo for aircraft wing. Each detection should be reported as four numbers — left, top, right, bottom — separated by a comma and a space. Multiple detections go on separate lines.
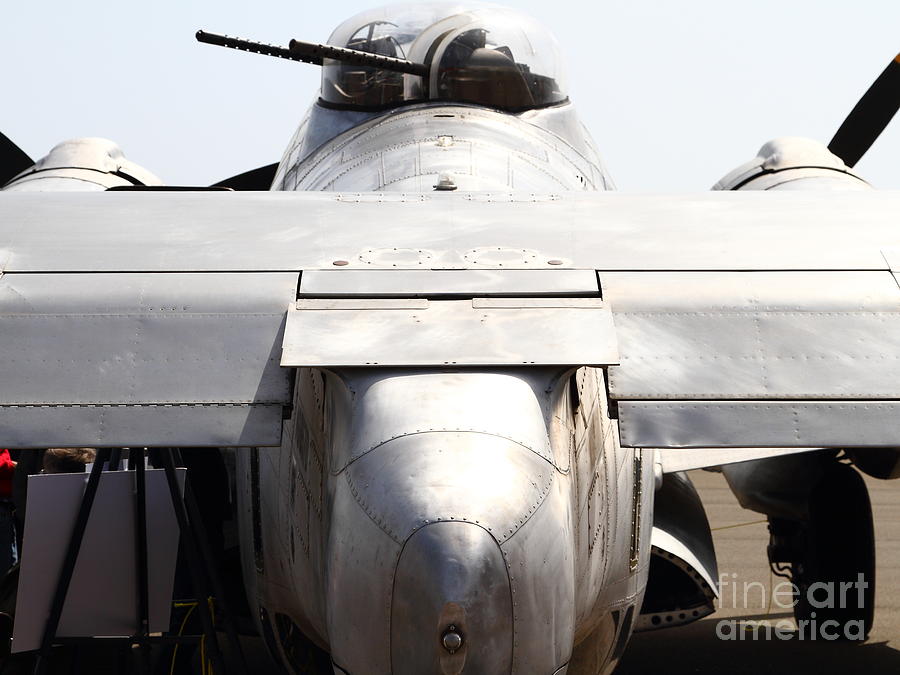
3, 190, 900, 449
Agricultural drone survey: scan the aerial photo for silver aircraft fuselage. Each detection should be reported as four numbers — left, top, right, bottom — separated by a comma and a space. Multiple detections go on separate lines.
233, 99, 654, 675
4, 2, 898, 671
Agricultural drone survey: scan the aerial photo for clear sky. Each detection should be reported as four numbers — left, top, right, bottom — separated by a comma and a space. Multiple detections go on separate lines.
3, 0, 898, 190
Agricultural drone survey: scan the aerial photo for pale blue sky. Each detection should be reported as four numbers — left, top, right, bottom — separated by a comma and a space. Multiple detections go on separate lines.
4, 1, 898, 190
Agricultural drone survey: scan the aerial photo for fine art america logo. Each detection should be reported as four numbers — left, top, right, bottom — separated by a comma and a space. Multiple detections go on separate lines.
715, 573, 869, 641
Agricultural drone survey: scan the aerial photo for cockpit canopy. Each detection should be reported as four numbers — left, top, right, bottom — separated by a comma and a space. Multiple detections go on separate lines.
321, 2, 567, 111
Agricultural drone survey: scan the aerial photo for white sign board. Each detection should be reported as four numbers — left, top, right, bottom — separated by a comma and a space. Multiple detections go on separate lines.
13, 469, 185, 653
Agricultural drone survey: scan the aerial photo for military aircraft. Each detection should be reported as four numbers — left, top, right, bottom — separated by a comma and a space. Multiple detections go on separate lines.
1, 2, 899, 673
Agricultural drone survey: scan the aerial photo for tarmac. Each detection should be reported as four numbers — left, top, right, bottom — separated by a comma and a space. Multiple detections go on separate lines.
618, 469, 900, 674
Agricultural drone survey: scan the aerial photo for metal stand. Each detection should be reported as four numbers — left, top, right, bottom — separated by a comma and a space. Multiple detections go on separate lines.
32, 448, 248, 675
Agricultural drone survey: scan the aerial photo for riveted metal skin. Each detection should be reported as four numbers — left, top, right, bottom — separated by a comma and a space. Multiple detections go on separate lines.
273, 102, 608, 189
344, 432, 553, 545
275, 104, 612, 193
391, 522, 512, 674
0, 272, 296, 447
329, 369, 559, 473
635, 472, 718, 632
8, 190, 900, 273
323, 367, 576, 674
6, 6, 900, 674
236, 365, 654, 675
282, 297, 618, 368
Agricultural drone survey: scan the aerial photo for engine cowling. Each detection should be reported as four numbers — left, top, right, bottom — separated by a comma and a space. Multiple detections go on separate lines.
2, 137, 161, 191
636, 472, 718, 631
713, 137, 870, 191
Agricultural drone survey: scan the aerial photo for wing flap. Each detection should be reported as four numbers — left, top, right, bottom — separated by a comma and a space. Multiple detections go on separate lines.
0, 272, 296, 447
282, 297, 619, 367
604, 270, 900, 448
0, 404, 283, 448
605, 271, 900, 399
620, 401, 900, 448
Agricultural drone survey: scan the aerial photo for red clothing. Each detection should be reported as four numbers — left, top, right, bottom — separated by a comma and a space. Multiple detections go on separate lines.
0, 450, 13, 499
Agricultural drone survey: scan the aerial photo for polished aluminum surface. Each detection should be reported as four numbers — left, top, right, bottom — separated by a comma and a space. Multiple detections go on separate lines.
5, 191, 900, 272
282, 297, 618, 367
331, 368, 557, 471
6, 16, 900, 675
604, 271, 900, 399
281, 105, 611, 192
0, 403, 283, 448
317, 369, 586, 673
619, 400, 900, 448
298, 269, 599, 297
391, 522, 512, 673
344, 431, 552, 544
655, 447, 821, 474
0, 272, 295, 404
712, 137, 869, 192
8, 4, 900, 673
0, 272, 295, 447
2, 137, 162, 191
236, 365, 651, 675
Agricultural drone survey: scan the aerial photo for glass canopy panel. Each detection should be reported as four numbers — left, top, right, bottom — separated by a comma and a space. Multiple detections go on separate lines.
320, 2, 567, 111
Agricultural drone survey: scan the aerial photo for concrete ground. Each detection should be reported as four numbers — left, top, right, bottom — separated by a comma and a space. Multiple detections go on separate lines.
617, 470, 900, 674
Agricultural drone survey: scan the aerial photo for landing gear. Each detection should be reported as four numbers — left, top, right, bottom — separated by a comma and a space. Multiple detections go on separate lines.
768, 461, 875, 640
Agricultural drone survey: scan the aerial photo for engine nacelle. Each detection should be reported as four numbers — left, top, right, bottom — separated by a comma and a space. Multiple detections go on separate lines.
713, 137, 870, 191
2, 137, 161, 191
636, 472, 718, 631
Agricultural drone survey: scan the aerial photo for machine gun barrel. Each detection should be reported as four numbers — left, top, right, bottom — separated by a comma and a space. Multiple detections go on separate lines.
195, 30, 429, 77
195, 31, 310, 64
287, 39, 428, 76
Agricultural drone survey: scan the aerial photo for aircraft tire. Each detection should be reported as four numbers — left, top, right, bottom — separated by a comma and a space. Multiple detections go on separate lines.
792, 461, 875, 640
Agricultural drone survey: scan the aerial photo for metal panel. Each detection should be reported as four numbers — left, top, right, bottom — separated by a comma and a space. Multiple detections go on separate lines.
3, 191, 900, 273
0, 404, 283, 448
333, 369, 556, 472
282, 298, 618, 366
604, 271, 900, 399
0, 272, 295, 448
619, 401, 900, 448
290, 104, 606, 193
299, 269, 599, 297
0, 273, 296, 404
656, 447, 821, 473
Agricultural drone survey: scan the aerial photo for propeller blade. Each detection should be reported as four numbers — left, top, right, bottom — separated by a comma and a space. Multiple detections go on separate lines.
211, 162, 279, 190
0, 132, 34, 186
828, 54, 900, 168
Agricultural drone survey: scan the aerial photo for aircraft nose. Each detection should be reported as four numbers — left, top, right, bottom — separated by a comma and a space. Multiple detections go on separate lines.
344, 430, 553, 543
391, 521, 512, 674
327, 430, 570, 674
